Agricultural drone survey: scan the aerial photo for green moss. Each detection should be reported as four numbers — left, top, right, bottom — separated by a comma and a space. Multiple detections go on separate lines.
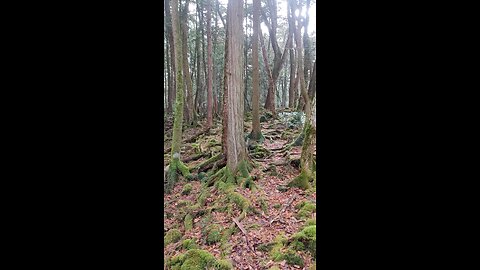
288, 170, 311, 190
205, 224, 222, 245
273, 203, 281, 209
182, 183, 193, 195
297, 202, 316, 219
270, 234, 288, 261
164, 229, 182, 246
291, 225, 316, 258
176, 159, 192, 179
257, 242, 275, 252
260, 197, 268, 214
283, 249, 304, 267
197, 190, 208, 206
305, 218, 316, 226
167, 249, 232, 270
177, 200, 191, 208
198, 172, 207, 181
268, 266, 280, 270
184, 214, 193, 231
182, 239, 198, 250
173, 249, 216, 270
214, 259, 233, 270
228, 191, 250, 212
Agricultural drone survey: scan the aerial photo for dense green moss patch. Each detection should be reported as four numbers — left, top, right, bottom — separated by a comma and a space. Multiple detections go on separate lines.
164, 229, 182, 246
297, 201, 316, 219
167, 249, 232, 270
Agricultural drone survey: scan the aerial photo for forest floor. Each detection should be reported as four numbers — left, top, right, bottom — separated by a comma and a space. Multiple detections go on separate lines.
164, 111, 316, 270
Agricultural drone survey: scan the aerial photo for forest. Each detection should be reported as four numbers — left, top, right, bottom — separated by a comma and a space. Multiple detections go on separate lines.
164, 0, 316, 269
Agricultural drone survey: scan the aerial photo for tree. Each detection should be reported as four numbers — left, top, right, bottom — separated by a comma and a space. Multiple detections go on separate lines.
165, 0, 176, 114
248, 0, 263, 142
166, 0, 191, 193
261, 0, 293, 113
180, 0, 195, 126
206, 0, 214, 128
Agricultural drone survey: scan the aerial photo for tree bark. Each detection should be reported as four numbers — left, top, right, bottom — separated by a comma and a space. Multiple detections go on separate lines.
224, 0, 247, 172
166, 0, 190, 193
206, 0, 214, 128
165, 0, 176, 114
181, 0, 195, 125
249, 0, 262, 141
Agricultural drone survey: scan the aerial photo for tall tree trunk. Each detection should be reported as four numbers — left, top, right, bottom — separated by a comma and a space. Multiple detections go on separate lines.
165, 0, 176, 114
249, 0, 262, 142
224, 0, 247, 172
194, 5, 202, 119
166, 0, 191, 193
303, 0, 312, 82
206, 0, 214, 128
181, 0, 195, 125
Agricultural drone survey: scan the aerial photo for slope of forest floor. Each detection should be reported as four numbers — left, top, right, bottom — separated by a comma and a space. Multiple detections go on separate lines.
164, 112, 316, 270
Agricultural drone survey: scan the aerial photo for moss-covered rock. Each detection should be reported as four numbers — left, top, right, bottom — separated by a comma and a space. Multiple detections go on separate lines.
164, 229, 182, 246
167, 249, 232, 270
182, 183, 193, 195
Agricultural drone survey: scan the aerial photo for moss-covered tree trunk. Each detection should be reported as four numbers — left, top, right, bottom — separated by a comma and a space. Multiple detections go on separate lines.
165, 0, 176, 114
166, 0, 191, 193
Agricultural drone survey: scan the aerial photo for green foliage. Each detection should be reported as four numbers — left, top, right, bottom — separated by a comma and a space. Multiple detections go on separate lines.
273, 203, 282, 209
214, 259, 233, 270
164, 229, 182, 246
182, 184, 193, 195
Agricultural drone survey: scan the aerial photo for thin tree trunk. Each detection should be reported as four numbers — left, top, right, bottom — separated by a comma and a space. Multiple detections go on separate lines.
249, 0, 262, 141
206, 0, 214, 128
181, 0, 194, 125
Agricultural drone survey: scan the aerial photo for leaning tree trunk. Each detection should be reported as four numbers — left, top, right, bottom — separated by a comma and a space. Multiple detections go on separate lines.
166, 0, 191, 193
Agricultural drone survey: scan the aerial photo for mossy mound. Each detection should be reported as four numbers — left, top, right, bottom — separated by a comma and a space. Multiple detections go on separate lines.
182, 184, 193, 195
296, 201, 316, 219
305, 218, 316, 226
291, 225, 316, 258
184, 214, 193, 231
182, 239, 198, 250
167, 249, 232, 270
204, 224, 222, 245
164, 229, 182, 246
